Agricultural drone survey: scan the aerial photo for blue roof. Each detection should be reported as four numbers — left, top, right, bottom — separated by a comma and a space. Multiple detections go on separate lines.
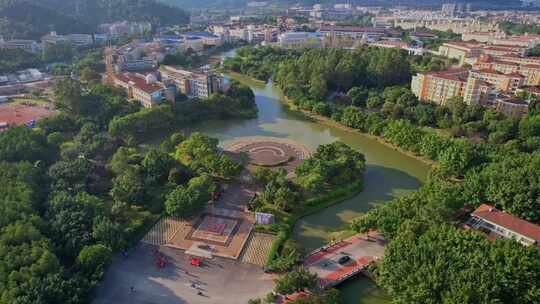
183, 31, 218, 38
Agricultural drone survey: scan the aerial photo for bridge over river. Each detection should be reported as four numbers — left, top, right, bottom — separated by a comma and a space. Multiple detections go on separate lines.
304, 232, 386, 289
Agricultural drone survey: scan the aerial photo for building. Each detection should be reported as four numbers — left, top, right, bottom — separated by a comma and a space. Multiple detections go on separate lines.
369, 40, 425, 56
494, 95, 529, 118
106, 44, 159, 73
473, 54, 540, 86
278, 32, 323, 49
41, 31, 93, 46
183, 32, 223, 46
411, 69, 469, 105
411, 68, 529, 117
0, 38, 40, 53
160, 65, 222, 99
318, 25, 389, 41
99, 21, 152, 38
466, 204, 540, 247
438, 41, 527, 65
183, 36, 204, 52
112, 72, 167, 108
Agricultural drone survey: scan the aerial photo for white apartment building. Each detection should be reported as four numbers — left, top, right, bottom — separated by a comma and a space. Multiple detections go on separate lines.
0, 39, 40, 53
160, 65, 222, 99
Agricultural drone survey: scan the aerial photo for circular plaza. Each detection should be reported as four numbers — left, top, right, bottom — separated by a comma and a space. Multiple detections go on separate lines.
225, 137, 312, 173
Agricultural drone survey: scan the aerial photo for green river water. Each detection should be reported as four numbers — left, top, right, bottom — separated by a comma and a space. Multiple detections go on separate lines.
184, 68, 430, 303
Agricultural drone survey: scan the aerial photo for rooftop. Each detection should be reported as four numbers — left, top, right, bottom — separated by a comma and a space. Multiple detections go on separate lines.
473, 204, 540, 242
319, 25, 386, 33
115, 72, 163, 94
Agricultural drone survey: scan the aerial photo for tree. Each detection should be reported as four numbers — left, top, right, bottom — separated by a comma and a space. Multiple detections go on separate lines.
0, 222, 61, 303
347, 86, 368, 107
92, 216, 126, 252
438, 139, 479, 177
48, 157, 93, 193
79, 67, 101, 84
110, 168, 145, 205
309, 74, 328, 101
274, 267, 317, 295
379, 224, 540, 304
0, 161, 45, 229
47, 191, 105, 259
54, 78, 87, 116
165, 185, 205, 218
0, 126, 53, 163
77, 244, 112, 279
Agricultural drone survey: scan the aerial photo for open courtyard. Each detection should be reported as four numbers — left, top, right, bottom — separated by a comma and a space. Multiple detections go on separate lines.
93, 243, 275, 304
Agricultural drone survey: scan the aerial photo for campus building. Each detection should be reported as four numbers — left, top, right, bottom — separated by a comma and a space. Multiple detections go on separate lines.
466, 204, 540, 247
411, 69, 469, 105
112, 72, 168, 108
277, 32, 323, 49
411, 68, 529, 117
41, 31, 94, 47
472, 55, 540, 86
438, 41, 527, 65
0, 38, 40, 53
160, 65, 223, 99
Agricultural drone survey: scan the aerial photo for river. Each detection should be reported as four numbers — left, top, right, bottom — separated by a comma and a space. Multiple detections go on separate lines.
185, 59, 430, 302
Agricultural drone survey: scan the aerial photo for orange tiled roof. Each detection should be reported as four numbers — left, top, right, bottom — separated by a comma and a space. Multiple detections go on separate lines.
473, 204, 540, 241
115, 72, 163, 94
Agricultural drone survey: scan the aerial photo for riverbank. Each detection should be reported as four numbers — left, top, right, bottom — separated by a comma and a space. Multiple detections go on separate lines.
225, 72, 435, 168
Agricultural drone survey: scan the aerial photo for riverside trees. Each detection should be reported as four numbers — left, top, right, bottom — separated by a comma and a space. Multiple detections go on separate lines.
226, 46, 540, 303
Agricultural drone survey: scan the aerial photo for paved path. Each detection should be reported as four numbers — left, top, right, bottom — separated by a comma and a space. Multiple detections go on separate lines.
93, 243, 274, 304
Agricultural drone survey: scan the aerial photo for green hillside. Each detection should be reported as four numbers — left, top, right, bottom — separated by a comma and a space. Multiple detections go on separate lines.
0, 0, 189, 39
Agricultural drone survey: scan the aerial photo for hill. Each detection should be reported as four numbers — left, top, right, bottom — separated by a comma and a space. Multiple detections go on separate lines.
0, 0, 190, 39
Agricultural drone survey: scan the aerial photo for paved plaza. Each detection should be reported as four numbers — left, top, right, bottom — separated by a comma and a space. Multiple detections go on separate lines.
225, 136, 312, 174
93, 243, 274, 304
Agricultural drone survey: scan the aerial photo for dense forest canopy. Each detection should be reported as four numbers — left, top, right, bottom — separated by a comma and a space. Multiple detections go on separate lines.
0, 0, 189, 39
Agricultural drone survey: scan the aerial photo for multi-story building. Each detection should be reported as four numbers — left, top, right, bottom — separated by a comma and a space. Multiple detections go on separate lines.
462, 31, 506, 43
112, 72, 167, 108
473, 55, 540, 86
439, 41, 527, 64
160, 65, 222, 99
412, 68, 528, 117
278, 32, 324, 49
0, 38, 40, 53
41, 31, 94, 46
99, 21, 152, 39
411, 69, 469, 105
183, 32, 223, 46
466, 204, 540, 247
318, 25, 391, 42
106, 44, 159, 73
494, 96, 529, 118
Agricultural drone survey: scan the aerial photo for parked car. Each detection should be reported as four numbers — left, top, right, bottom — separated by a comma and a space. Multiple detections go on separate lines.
338, 255, 350, 265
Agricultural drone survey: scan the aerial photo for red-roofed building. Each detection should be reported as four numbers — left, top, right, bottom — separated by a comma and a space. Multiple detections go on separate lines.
112, 72, 169, 108
467, 204, 540, 247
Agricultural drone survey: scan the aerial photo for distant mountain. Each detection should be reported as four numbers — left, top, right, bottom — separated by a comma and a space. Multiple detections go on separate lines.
0, 0, 190, 39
